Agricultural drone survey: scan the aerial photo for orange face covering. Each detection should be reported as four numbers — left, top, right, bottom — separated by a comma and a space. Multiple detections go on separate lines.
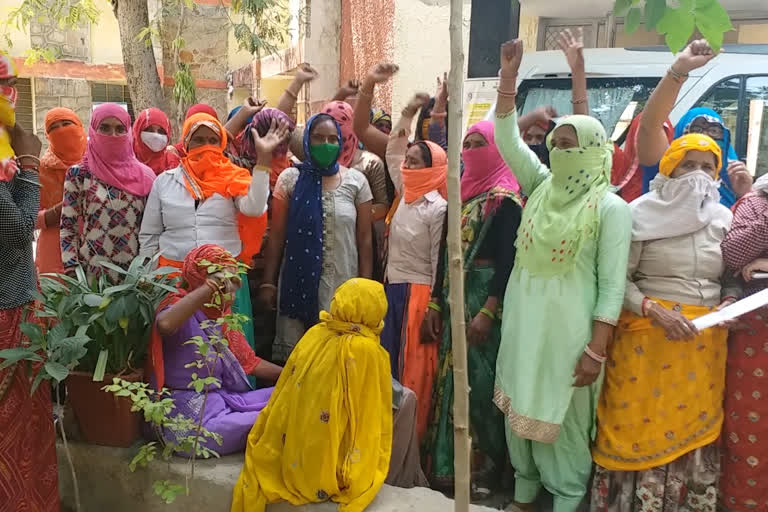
401, 140, 448, 203
180, 113, 267, 263
39, 108, 87, 209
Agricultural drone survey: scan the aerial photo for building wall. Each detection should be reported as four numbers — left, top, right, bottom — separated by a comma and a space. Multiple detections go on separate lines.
33, 77, 92, 149
303, 0, 342, 111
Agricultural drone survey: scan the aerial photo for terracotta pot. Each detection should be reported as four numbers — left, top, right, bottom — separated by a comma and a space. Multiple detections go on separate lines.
67, 370, 143, 447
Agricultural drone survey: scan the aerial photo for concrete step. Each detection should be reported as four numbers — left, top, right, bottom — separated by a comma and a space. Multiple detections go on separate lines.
57, 441, 503, 511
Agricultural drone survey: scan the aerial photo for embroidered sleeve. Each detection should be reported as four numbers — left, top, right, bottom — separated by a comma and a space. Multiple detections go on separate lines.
228, 330, 261, 375
722, 195, 768, 272
60, 166, 82, 270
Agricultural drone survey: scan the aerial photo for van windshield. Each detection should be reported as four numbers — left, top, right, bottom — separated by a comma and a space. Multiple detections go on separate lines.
517, 77, 661, 140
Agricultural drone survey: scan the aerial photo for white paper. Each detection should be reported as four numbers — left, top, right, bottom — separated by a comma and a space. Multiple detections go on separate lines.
751, 272, 768, 280
692, 288, 768, 330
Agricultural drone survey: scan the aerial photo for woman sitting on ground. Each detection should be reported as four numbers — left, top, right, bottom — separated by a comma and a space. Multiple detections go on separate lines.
149, 244, 282, 456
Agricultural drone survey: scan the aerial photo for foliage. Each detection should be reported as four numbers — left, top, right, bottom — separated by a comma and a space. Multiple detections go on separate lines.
103, 258, 249, 504
2, 0, 100, 63
0, 254, 178, 388
173, 62, 197, 110
227, 0, 292, 57
613, 0, 733, 53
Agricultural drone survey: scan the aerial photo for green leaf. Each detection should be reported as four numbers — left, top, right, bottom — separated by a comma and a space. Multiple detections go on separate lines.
657, 0, 696, 53
74, 265, 88, 287
19, 322, 43, 344
102, 283, 134, 295
30, 371, 48, 395
92, 349, 108, 382
83, 293, 103, 307
625, 7, 642, 34
0, 348, 42, 369
44, 361, 69, 382
693, 0, 733, 53
644, 0, 666, 31
98, 261, 129, 276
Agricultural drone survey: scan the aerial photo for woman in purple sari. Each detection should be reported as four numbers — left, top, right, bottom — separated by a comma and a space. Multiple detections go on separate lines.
149, 244, 283, 455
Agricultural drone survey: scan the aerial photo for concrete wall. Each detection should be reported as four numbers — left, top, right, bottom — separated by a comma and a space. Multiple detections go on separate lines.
33, 77, 92, 150
302, 0, 341, 111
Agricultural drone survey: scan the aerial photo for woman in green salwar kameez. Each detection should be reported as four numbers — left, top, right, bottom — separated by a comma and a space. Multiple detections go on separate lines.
422, 120, 523, 494
493, 40, 632, 512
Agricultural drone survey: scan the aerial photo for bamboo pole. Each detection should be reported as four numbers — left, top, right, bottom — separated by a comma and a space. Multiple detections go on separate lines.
446, 1, 470, 511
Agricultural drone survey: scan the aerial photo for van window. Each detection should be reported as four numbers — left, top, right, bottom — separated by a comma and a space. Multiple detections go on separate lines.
516, 77, 660, 140
694, 77, 740, 145
744, 76, 768, 178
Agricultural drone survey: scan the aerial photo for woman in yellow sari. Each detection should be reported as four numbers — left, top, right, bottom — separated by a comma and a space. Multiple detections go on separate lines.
232, 278, 392, 512
591, 134, 739, 511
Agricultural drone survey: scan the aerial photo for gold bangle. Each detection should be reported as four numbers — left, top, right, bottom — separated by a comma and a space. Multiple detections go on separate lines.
571, 98, 587, 105
427, 301, 442, 313
479, 307, 496, 320
497, 89, 517, 98
253, 164, 271, 174
668, 66, 689, 83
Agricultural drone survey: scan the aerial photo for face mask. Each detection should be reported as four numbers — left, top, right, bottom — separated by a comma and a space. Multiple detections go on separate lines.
141, 131, 169, 153
653, 170, 721, 204
309, 143, 339, 169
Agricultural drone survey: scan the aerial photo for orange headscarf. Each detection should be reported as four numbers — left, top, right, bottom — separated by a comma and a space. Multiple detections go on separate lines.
401, 140, 448, 203
180, 113, 267, 264
39, 108, 86, 209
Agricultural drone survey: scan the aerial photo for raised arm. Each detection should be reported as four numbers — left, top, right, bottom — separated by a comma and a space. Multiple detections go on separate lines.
638, 40, 718, 166
558, 28, 588, 115
355, 63, 400, 159
275, 63, 318, 121
494, 40, 551, 197
224, 97, 266, 141
332, 79, 361, 102
385, 93, 430, 193
428, 73, 448, 150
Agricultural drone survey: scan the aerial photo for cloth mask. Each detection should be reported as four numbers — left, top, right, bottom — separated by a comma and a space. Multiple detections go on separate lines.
309, 143, 340, 169
140, 131, 169, 153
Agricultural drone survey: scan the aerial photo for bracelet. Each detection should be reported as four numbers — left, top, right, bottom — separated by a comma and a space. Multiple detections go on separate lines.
497, 89, 517, 98
259, 283, 277, 290
668, 66, 689, 83
427, 301, 442, 313
253, 164, 270, 174
16, 155, 40, 165
571, 98, 587, 105
641, 297, 658, 317
479, 307, 496, 321
358, 88, 374, 98
584, 345, 607, 364
431, 111, 447, 119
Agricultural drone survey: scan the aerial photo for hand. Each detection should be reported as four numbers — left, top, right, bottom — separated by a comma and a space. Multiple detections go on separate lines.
251, 119, 291, 163
10, 123, 42, 158
715, 297, 739, 329
435, 72, 448, 105
242, 97, 267, 117
44, 203, 63, 228
467, 312, 493, 346
673, 39, 718, 74
742, 258, 768, 282
648, 303, 699, 340
727, 160, 753, 198
405, 92, 431, 116
420, 307, 443, 343
339, 79, 361, 98
208, 270, 242, 298
295, 63, 319, 83
530, 105, 558, 126
557, 28, 584, 72
367, 63, 399, 84
500, 39, 524, 77
572, 351, 601, 387
257, 285, 277, 311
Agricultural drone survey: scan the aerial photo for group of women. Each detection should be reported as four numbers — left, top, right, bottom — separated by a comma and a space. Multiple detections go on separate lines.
2, 30, 768, 512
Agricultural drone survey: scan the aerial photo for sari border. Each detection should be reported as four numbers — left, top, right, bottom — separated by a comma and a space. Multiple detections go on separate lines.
493, 386, 560, 443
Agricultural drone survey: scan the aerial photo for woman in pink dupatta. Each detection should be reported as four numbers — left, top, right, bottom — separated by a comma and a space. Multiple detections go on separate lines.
59, 103, 155, 281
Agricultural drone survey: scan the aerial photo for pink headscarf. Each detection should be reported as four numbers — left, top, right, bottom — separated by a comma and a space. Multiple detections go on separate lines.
83, 103, 155, 197
322, 101, 358, 167
460, 120, 520, 209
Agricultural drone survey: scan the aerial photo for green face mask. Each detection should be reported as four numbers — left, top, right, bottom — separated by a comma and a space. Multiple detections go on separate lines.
309, 143, 340, 169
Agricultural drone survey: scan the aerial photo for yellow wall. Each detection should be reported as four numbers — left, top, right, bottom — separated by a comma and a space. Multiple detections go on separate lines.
89, 0, 123, 65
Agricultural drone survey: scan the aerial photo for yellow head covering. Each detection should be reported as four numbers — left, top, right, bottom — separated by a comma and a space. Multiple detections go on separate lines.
321, 278, 387, 336
659, 133, 722, 177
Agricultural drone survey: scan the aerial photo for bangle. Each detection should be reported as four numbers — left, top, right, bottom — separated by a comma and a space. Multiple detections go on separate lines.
571, 98, 587, 105
584, 345, 607, 364
479, 307, 496, 320
431, 111, 447, 119
497, 89, 517, 98
427, 301, 442, 313
16, 155, 40, 165
253, 164, 270, 174
668, 66, 689, 83
641, 297, 658, 317
259, 283, 277, 290
358, 88, 374, 98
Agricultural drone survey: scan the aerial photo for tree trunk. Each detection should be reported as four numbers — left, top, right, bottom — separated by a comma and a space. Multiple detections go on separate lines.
112, 0, 167, 113
447, 1, 470, 511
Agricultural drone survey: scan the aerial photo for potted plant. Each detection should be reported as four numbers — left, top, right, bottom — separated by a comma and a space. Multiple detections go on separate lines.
3, 254, 179, 447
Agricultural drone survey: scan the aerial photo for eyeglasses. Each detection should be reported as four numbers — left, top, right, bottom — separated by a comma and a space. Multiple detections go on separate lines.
688, 123, 724, 141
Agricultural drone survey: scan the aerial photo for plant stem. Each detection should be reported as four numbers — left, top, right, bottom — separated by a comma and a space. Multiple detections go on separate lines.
57, 385, 81, 512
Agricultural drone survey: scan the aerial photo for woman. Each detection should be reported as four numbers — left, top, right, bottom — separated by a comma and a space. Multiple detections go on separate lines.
139, 113, 281, 355
232, 278, 392, 512
170, 103, 221, 159
240, 107, 297, 189
720, 174, 768, 511
493, 39, 632, 511
60, 103, 155, 282
380, 93, 447, 440
591, 134, 737, 511
371, 108, 392, 135
132, 107, 180, 176
259, 113, 373, 363
36, 107, 86, 275
637, 40, 753, 208
422, 119, 522, 493
0, 124, 60, 510
148, 244, 280, 455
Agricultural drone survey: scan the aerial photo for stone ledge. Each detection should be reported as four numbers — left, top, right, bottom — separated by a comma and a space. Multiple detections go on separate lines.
57, 441, 501, 511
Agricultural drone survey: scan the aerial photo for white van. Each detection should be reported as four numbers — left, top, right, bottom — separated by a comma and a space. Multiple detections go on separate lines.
463, 44, 768, 176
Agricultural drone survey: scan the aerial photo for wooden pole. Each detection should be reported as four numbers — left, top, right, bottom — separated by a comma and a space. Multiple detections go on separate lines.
447, 1, 470, 511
